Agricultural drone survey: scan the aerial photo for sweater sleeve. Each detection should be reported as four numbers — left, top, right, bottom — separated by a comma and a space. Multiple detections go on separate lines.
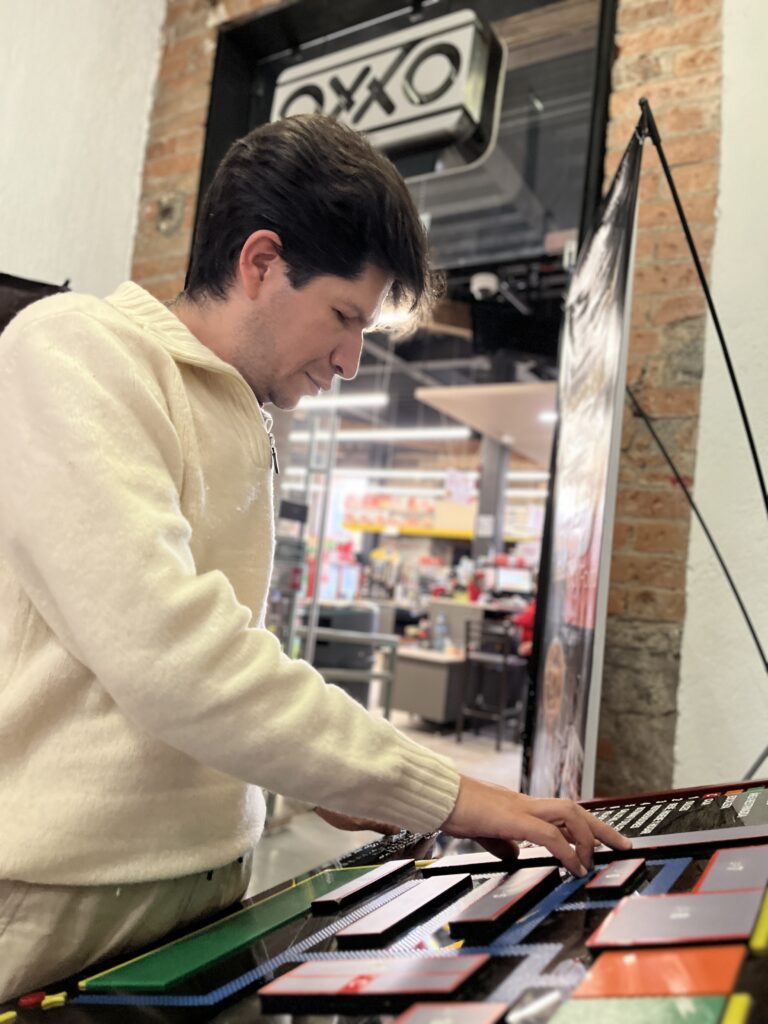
0, 311, 459, 833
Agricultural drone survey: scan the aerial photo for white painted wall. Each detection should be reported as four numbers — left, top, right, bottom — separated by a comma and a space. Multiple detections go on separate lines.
675, 0, 768, 786
0, 0, 165, 296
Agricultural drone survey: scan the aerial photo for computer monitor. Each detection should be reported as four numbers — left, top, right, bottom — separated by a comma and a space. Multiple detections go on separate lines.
494, 567, 533, 593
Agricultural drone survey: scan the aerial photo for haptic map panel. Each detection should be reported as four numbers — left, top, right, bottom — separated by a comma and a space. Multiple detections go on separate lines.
3, 780, 767, 1024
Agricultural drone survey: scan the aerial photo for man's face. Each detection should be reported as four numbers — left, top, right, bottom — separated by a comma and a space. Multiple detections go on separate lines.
230, 261, 392, 409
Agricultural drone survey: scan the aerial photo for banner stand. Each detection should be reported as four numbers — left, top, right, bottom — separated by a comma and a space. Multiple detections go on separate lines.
526, 99, 768, 798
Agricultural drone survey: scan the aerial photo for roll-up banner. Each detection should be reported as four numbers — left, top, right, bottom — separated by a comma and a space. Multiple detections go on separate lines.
526, 130, 644, 800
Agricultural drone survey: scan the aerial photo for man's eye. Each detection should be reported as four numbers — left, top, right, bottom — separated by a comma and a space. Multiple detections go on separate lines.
334, 309, 348, 326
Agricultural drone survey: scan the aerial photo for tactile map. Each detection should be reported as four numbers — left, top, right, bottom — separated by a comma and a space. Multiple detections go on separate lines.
3, 780, 767, 1024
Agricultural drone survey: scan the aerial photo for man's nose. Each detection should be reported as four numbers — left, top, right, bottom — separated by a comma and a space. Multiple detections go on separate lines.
332, 330, 364, 381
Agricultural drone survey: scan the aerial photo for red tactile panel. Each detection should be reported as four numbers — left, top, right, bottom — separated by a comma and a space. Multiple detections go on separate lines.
257, 953, 489, 1012
573, 945, 747, 998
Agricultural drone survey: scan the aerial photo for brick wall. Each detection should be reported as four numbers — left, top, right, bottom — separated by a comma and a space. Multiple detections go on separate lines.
596, 0, 721, 795
132, 0, 275, 299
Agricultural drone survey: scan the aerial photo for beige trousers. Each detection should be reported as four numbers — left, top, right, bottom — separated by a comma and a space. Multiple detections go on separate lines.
0, 852, 253, 1002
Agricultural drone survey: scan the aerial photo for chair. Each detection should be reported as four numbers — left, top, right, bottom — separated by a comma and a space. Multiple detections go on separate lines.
455, 619, 528, 751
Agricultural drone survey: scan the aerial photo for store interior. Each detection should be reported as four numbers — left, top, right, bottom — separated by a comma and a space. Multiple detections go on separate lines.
260, 409, 557, 878
256, 380, 553, 888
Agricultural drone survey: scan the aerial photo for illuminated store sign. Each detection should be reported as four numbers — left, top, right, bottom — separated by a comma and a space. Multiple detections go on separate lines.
271, 10, 494, 157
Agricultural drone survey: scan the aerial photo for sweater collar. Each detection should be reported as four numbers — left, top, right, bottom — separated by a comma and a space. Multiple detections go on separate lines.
107, 282, 236, 377
106, 282, 273, 433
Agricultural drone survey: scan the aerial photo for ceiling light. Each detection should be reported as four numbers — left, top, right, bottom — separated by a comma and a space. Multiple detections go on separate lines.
505, 488, 549, 500
538, 411, 558, 423
360, 468, 452, 480
281, 480, 444, 498
281, 481, 323, 493
284, 466, 548, 482
289, 426, 471, 443
283, 477, 546, 501
530, 91, 544, 113
297, 391, 389, 411
285, 467, 456, 481
506, 470, 550, 482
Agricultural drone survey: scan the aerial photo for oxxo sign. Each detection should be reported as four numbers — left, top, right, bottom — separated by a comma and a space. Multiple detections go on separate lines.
270, 10, 493, 159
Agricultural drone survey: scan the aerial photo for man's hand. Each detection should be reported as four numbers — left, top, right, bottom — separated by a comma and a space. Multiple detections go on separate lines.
314, 806, 401, 835
441, 775, 632, 877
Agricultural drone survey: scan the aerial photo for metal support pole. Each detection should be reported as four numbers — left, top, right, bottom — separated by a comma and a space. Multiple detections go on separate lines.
472, 436, 510, 560
302, 379, 340, 665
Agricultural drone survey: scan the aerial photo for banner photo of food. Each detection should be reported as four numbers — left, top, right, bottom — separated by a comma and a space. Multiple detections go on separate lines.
527, 129, 644, 800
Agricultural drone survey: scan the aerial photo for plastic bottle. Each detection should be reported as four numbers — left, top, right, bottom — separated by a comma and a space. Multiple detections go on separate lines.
432, 612, 449, 652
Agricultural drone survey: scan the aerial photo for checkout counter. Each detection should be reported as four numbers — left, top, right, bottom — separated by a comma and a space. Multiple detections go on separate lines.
391, 599, 483, 725
391, 645, 467, 723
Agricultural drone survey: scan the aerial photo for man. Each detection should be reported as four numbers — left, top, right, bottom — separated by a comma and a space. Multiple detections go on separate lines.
0, 114, 628, 998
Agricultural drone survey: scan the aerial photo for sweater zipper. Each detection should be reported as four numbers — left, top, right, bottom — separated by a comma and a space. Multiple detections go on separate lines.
268, 433, 280, 474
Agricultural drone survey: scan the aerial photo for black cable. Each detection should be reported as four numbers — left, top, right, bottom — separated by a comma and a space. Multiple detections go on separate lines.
639, 98, 768, 520
635, 102, 768, 782
626, 385, 768, 676
743, 744, 768, 782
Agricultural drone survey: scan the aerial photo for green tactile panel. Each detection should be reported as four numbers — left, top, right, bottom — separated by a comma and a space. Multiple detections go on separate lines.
81, 866, 373, 992
550, 996, 727, 1024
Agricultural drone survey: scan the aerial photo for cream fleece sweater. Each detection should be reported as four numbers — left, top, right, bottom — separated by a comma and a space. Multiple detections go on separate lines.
0, 283, 459, 885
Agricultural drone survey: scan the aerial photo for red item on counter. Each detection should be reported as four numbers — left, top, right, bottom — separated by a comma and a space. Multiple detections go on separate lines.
513, 599, 537, 644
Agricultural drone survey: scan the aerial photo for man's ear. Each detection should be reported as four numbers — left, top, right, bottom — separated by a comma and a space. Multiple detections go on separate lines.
238, 230, 284, 298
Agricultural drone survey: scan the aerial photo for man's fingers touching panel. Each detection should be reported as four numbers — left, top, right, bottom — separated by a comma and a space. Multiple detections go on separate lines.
528, 799, 631, 851
440, 775, 632, 878
513, 815, 586, 877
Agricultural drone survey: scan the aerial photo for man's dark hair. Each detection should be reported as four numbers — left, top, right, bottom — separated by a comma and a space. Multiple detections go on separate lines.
185, 114, 441, 317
